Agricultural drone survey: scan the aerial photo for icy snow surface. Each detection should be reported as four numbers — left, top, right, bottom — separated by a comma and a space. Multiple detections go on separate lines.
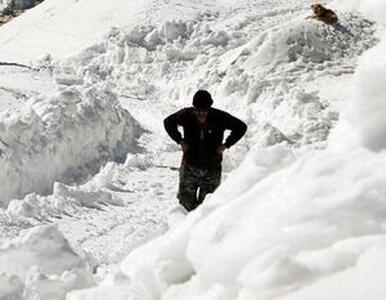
0, 0, 385, 299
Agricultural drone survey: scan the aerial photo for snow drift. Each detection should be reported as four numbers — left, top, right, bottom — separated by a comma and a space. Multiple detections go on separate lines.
0, 84, 141, 206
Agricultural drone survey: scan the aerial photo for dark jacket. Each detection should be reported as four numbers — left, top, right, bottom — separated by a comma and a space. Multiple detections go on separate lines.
164, 107, 247, 168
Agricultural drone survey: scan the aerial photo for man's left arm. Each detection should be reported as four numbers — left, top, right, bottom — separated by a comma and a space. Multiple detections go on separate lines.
223, 113, 247, 148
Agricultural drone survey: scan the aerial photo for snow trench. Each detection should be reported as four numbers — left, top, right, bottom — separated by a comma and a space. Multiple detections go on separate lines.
0, 84, 141, 207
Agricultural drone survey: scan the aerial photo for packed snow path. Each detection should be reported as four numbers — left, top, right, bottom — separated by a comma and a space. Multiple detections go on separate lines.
57, 165, 176, 267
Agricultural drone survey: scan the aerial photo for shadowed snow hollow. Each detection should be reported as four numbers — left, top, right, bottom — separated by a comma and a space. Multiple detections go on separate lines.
0, 85, 141, 206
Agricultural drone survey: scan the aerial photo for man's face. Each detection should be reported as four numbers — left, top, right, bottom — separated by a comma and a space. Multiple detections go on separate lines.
194, 108, 209, 124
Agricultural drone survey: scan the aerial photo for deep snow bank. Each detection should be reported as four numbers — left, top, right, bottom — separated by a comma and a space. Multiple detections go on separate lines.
116, 146, 386, 300
4, 153, 153, 226
67, 145, 386, 300
0, 84, 141, 206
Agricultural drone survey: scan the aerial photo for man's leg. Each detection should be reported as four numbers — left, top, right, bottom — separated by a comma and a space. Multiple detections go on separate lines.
177, 165, 200, 211
197, 167, 221, 205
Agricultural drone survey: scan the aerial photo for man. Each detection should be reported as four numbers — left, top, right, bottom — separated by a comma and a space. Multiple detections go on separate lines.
164, 90, 247, 212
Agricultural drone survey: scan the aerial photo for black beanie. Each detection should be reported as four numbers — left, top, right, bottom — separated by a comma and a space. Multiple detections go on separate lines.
192, 90, 213, 109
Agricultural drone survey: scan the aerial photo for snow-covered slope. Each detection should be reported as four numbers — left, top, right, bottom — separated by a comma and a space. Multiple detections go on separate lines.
0, 0, 218, 64
0, 0, 385, 299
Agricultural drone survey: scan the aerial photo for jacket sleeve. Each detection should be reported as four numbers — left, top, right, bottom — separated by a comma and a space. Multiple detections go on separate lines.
223, 112, 247, 148
163, 109, 184, 145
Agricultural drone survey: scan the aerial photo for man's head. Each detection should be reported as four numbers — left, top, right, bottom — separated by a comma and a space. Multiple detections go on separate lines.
192, 90, 213, 124
193, 90, 213, 109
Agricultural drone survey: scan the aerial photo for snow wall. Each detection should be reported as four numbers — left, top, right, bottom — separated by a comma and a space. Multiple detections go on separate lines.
0, 84, 141, 207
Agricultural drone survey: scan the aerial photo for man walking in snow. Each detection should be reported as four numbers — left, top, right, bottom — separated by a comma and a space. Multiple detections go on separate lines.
164, 90, 247, 212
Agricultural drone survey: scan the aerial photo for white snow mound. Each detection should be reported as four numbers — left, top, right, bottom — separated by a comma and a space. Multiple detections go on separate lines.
0, 85, 141, 206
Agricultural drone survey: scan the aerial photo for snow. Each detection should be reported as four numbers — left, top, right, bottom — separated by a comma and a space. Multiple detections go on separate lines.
347, 38, 386, 151
0, 84, 141, 206
0, 225, 94, 299
100, 145, 386, 300
68, 0, 386, 299
0, 0, 385, 299
0, 66, 55, 111
338, 0, 386, 27
0, 0, 218, 64
276, 249, 386, 300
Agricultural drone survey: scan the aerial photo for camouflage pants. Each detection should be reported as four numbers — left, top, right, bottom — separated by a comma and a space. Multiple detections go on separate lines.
177, 165, 222, 211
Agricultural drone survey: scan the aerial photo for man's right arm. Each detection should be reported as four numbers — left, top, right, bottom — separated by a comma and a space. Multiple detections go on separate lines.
163, 109, 185, 145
